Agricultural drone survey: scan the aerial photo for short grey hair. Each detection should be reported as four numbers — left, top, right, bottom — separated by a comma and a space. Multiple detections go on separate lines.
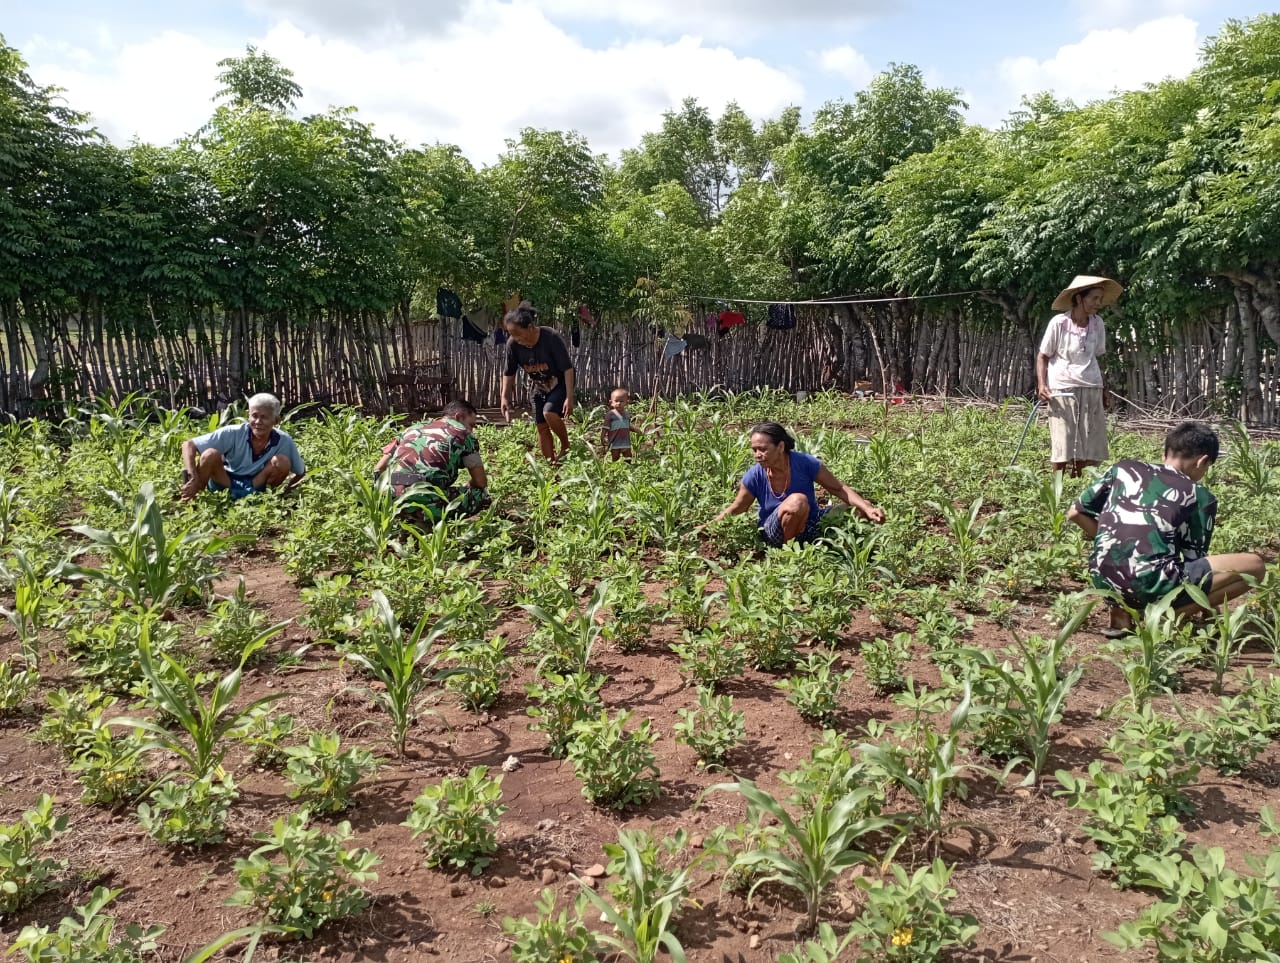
246, 393, 282, 418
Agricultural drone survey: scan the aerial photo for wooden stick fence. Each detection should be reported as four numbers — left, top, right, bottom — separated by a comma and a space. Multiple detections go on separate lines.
2, 302, 1277, 424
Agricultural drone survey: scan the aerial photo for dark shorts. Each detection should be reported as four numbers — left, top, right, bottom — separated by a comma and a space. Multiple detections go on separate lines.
1169, 556, 1215, 608
761, 504, 828, 548
532, 384, 567, 425
207, 472, 264, 500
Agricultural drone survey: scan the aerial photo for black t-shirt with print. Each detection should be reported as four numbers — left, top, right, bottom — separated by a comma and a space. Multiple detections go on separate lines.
504, 327, 573, 392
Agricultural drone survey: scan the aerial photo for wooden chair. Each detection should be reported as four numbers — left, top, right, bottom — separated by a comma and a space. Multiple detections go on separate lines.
386, 367, 456, 412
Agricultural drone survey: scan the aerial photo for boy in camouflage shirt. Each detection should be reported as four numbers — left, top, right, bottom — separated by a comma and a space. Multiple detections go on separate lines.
1067, 420, 1264, 635
373, 399, 491, 521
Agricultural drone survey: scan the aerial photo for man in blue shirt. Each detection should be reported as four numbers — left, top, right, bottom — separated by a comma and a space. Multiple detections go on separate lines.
179, 393, 306, 500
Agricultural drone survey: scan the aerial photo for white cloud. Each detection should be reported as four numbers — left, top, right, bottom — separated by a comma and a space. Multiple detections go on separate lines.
23, 0, 804, 162
1072, 0, 1207, 31
998, 15, 1199, 108
539, 0, 886, 39
28, 31, 222, 144
817, 44, 873, 88
249, 0, 887, 42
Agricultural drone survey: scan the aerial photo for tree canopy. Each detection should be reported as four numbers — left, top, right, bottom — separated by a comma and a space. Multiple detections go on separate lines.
3, 15, 1279, 415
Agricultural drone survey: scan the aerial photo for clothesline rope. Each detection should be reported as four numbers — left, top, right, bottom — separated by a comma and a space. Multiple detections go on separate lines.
690, 288, 991, 306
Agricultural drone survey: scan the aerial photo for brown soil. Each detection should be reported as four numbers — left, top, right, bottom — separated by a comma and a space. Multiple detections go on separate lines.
1, 558, 1277, 963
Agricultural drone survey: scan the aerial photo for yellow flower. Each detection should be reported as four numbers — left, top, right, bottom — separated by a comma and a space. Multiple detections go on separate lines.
891, 927, 913, 947
558, 956, 573, 963
321, 891, 333, 902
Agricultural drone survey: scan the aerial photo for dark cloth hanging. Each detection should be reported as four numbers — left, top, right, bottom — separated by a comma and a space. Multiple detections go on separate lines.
571, 322, 581, 347
494, 327, 508, 346
461, 315, 487, 343
684, 332, 710, 352
767, 303, 797, 330
437, 288, 463, 319
717, 310, 746, 336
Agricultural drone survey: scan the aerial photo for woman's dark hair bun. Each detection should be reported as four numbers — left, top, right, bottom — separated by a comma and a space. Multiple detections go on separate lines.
504, 301, 538, 328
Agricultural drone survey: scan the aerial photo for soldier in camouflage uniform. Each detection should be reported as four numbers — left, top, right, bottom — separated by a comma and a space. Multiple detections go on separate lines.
373, 399, 491, 521
1067, 421, 1265, 635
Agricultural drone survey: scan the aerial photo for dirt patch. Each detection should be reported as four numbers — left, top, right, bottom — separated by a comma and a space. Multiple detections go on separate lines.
0, 551, 1276, 962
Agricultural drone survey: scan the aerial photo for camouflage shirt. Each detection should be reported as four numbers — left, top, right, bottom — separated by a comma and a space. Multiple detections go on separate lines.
381, 417, 481, 495
1074, 459, 1216, 604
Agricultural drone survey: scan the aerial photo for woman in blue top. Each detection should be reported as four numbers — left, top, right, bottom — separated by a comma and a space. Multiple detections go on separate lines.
705, 423, 885, 546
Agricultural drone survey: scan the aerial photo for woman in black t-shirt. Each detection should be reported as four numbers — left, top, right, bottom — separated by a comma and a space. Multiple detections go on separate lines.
499, 301, 575, 462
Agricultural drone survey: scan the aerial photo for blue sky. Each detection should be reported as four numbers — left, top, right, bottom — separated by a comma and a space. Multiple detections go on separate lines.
4, 0, 1274, 163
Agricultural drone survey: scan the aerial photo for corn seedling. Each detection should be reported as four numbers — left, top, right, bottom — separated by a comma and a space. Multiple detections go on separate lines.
342, 590, 461, 757
709, 777, 895, 933
111, 625, 287, 780
961, 605, 1087, 785
574, 829, 705, 963
66, 483, 230, 608
521, 579, 611, 675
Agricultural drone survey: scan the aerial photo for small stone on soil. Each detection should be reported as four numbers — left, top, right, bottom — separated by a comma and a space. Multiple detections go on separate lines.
583, 863, 606, 878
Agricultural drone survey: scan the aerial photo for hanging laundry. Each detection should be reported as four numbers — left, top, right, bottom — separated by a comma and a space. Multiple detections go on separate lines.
662, 335, 688, 361
717, 310, 746, 336
461, 315, 487, 343
571, 322, 581, 348
684, 332, 710, 352
767, 303, 797, 330
705, 312, 720, 332
502, 292, 522, 317
494, 327, 508, 346
577, 304, 597, 326
437, 288, 463, 319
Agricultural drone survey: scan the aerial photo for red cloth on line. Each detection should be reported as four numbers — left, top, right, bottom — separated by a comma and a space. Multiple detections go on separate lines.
717, 310, 745, 333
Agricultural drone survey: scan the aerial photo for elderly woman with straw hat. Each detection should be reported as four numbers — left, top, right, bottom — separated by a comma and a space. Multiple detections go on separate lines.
1035, 275, 1124, 476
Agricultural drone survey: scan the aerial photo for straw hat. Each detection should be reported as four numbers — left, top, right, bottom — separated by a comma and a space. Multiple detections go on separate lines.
1052, 275, 1124, 312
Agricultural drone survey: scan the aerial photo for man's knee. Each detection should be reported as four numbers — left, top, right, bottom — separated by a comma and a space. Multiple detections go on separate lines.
199, 449, 224, 470
261, 455, 290, 486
